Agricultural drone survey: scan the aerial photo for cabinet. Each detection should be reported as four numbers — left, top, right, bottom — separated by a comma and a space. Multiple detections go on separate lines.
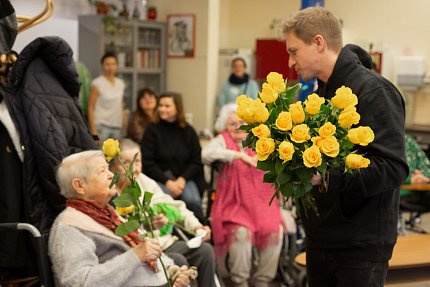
78, 15, 166, 113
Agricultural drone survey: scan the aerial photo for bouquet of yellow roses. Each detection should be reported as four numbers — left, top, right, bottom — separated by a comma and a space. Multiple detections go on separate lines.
237, 72, 374, 216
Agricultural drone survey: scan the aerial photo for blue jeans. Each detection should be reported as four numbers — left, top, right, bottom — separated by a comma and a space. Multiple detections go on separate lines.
96, 124, 122, 143
306, 247, 389, 287
157, 180, 205, 223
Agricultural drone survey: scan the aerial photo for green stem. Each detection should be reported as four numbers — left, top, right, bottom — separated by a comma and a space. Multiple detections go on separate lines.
174, 222, 196, 237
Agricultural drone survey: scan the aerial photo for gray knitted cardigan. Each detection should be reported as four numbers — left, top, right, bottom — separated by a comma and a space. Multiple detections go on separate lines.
48, 207, 172, 286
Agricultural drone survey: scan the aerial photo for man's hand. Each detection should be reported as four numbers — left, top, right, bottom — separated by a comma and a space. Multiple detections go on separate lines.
166, 179, 183, 198
311, 172, 322, 186
133, 238, 161, 263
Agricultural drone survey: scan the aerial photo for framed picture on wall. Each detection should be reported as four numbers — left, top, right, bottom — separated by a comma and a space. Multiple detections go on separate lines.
167, 14, 195, 58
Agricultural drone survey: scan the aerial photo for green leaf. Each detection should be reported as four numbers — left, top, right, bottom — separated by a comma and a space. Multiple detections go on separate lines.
277, 172, 291, 185
143, 191, 153, 206
275, 159, 287, 174
269, 190, 278, 205
257, 159, 273, 171
267, 108, 279, 123
115, 219, 140, 236
263, 171, 277, 183
242, 132, 255, 148
109, 173, 120, 189
113, 193, 134, 207
138, 233, 149, 239
296, 167, 313, 183
284, 83, 302, 101
238, 124, 253, 131
128, 152, 139, 178
316, 159, 327, 175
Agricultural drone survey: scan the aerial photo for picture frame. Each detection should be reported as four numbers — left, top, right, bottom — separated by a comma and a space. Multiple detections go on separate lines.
167, 14, 195, 58
370, 51, 382, 74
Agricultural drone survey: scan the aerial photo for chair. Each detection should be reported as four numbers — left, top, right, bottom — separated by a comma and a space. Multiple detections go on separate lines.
0, 223, 54, 287
399, 197, 430, 235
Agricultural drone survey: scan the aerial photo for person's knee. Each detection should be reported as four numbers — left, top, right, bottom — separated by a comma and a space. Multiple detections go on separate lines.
235, 226, 250, 243
199, 242, 215, 262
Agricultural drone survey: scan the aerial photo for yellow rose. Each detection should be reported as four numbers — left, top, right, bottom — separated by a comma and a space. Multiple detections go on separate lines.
305, 93, 325, 115
236, 104, 256, 124
338, 106, 360, 129
275, 111, 293, 131
256, 137, 275, 161
260, 83, 278, 104
319, 135, 340, 157
252, 124, 271, 138
303, 145, 322, 168
266, 72, 286, 93
278, 141, 295, 163
252, 99, 270, 123
289, 101, 305, 124
331, 86, 358, 109
102, 138, 121, 161
318, 122, 336, 138
236, 95, 249, 105
311, 136, 323, 148
290, 124, 310, 143
116, 205, 135, 216
347, 126, 375, 146
345, 154, 370, 169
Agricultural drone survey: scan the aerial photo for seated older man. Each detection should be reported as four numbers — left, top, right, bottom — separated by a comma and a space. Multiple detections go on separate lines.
49, 150, 191, 287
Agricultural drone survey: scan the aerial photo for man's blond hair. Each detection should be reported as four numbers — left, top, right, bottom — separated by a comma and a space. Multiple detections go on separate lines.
283, 7, 343, 53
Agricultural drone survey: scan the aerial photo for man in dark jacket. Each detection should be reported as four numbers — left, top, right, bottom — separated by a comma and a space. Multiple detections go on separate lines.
283, 7, 408, 287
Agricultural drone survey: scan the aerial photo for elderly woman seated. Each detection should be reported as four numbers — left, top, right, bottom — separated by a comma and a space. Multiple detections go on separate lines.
49, 150, 191, 287
202, 103, 283, 287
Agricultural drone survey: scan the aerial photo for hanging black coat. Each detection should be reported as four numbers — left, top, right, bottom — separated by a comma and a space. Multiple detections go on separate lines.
0, 37, 97, 269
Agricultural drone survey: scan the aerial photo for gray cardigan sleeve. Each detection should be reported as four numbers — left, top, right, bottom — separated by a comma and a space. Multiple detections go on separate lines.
49, 223, 168, 287
201, 134, 237, 165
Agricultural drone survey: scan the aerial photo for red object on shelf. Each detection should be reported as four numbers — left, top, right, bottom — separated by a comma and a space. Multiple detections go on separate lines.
147, 8, 157, 20
256, 39, 297, 81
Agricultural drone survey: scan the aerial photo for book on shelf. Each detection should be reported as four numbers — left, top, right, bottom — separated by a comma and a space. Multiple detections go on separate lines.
138, 49, 160, 69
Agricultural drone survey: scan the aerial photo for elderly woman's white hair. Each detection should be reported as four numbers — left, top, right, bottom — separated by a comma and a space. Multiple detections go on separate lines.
214, 103, 238, 133
56, 150, 105, 199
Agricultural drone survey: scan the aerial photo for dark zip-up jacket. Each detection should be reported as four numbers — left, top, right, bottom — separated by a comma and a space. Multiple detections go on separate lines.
302, 44, 409, 261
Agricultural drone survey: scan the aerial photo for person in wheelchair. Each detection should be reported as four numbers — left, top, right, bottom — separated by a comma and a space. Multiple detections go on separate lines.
49, 150, 192, 287
109, 138, 217, 287
202, 103, 284, 287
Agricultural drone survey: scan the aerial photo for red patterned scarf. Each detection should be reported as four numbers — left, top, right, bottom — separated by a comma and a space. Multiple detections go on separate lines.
66, 199, 158, 271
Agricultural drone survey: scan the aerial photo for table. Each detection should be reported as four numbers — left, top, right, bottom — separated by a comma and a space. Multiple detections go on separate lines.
400, 183, 430, 191
295, 234, 430, 269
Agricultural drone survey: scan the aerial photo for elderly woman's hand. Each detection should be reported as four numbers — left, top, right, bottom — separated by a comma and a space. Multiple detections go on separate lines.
236, 151, 258, 167
173, 273, 190, 287
133, 238, 161, 263
152, 214, 169, 230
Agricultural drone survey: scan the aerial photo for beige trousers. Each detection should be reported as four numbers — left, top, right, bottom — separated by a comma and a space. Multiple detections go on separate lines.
216, 226, 283, 287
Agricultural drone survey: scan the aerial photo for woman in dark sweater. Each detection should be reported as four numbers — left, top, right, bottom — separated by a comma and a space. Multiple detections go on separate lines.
141, 92, 205, 222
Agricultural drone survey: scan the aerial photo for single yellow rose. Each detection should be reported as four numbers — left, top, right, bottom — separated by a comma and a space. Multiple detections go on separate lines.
345, 154, 370, 169
305, 93, 326, 115
278, 141, 295, 163
256, 137, 275, 161
319, 135, 340, 157
331, 86, 358, 109
260, 83, 278, 104
266, 72, 286, 93
338, 106, 360, 129
290, 124, 311, 143
347, 126, 375, 146
252, 124, 271, 138
237, 104, 256, 124
236, 95, 249, 106
116, 205, 135, 216
102, 138, 121, 161
275, 111, 293, 131
289, 101, 305, 124
252, 99, 270, 123
318, 122, 337, 138
303, 145, 322, 168
311, 136, 323, 148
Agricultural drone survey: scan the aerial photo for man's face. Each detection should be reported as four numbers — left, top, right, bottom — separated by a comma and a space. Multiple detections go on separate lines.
285, 32, 319, 82
82, 156, 116, 207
